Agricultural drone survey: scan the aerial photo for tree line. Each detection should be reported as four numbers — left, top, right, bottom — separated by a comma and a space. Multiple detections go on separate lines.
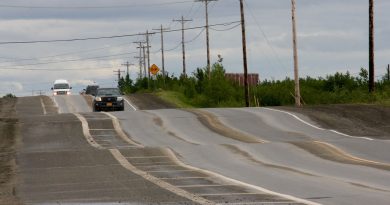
118, 63, 390, 107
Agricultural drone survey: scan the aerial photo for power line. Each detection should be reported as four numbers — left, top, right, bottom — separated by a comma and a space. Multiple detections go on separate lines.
209, 23, 240, 31
151, 27, 205, 53
0, 1, 193, 9
0, 52, 137, 68
244, 1, 288, 72
186, 3, 203, 21
165, 42, 183, 52
0, 21, 240, 45
0, 66, 115, 71
0, 34, 142, 45
0, 42, 131, 63
185, 28, 206, 43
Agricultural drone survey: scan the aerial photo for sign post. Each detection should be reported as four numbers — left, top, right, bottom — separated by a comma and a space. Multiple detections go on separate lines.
150, 64, 160, 91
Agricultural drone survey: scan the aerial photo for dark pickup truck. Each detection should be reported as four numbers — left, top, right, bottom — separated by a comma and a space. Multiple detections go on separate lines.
92, 88, 124, 112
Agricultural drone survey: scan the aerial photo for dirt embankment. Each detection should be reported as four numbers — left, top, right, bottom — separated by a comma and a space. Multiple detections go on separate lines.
0, 98, 20, 204
128, 93, 176, 110
280, 104, 390, 139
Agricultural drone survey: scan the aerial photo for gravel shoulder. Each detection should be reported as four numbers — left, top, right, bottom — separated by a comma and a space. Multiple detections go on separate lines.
0, 98, 20, 204
279, 104, 390, 139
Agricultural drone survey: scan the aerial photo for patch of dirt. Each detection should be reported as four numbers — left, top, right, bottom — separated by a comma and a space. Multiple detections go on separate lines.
188, 109, 265, 143
82, 94, 93, 109
150, 113, 199, 145
129, 93, 176, 110
41, 96, 58, 114
0, 98, 21, 204
280, 104, 390, 139
221, 144, 316, 176
290, 141, 390, 172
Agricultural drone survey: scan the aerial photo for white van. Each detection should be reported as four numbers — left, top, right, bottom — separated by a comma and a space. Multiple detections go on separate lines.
51, 79, 72, 95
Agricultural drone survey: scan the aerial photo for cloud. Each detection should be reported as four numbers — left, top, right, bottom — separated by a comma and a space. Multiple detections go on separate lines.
0, 81, 24, 96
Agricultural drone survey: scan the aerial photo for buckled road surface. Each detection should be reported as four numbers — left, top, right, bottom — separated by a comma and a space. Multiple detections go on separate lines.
5, 95, 390, 204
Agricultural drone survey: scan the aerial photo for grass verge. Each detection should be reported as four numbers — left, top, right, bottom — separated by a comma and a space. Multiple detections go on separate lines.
155, 91, 194, 108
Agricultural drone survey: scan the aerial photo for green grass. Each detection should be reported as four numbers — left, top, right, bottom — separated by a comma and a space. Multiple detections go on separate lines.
155, 90, 194, 108
129, 67, 390, 108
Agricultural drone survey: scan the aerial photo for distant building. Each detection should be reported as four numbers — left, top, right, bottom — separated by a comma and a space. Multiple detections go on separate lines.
225, 73, 259, 86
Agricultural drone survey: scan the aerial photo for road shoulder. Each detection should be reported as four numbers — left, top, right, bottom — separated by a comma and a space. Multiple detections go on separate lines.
0, 98, 20, 204
279, 104, 390, 139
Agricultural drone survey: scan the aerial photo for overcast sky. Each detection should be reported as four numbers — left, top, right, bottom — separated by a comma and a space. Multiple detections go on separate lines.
0, 0, 389, 96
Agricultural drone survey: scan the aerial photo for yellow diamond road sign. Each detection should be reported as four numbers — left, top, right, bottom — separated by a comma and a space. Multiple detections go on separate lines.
150, 64, 160, 75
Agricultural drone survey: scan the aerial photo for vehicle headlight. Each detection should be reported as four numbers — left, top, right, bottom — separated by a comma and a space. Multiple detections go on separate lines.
117, 97, 123, 101
95, 97, 102, 102
67, 91, 71, 95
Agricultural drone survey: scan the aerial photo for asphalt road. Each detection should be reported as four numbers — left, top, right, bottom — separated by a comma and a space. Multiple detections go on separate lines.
12, 95, 390, 205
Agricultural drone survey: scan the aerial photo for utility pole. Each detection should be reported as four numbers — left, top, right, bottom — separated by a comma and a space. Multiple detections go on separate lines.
291, 0, 301, 106
173, 16, 192, 77
387, 64, 390, 81
142, 45, 147, 78
113, 69, 125, 82
136, 42, 148, 79
369, 0, 375, 92
196, 0, 217, 79
239, 0, 249, 107
121, 61, 133, 76
134, 56, 143, 79
146, 30, 152, 81
153, 25, 170, 85
134, 41, 145, 78
139, 31, 153, 89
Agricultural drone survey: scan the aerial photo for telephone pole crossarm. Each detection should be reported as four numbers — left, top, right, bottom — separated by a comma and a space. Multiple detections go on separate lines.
113, 69, 125, 82
121, 61, 133, 76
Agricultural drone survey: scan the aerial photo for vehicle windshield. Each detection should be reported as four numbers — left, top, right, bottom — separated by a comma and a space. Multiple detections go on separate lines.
54, 83, 69, 89
87, 86, 99, 90
96, 88, 121, 96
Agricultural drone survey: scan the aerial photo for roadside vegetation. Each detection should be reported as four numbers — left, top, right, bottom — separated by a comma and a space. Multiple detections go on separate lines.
2, 93, 16, 99
118, 63, 390, 108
